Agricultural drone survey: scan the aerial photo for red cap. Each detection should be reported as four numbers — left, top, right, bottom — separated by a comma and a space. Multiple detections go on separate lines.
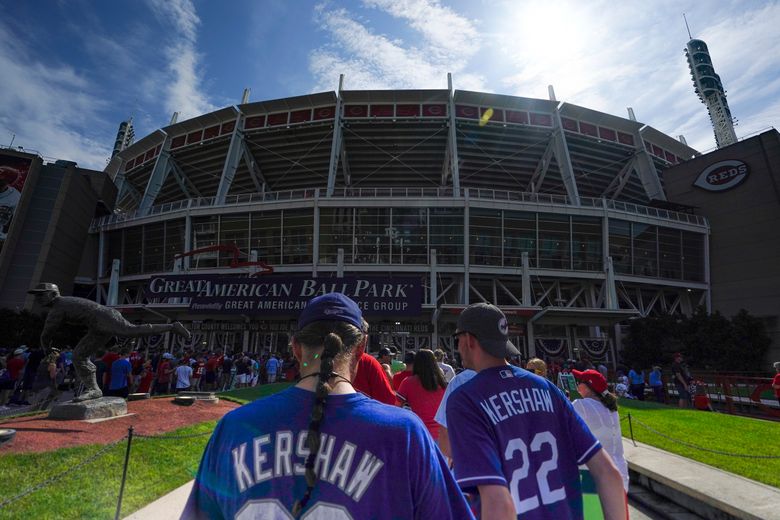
572, 369, 608, 395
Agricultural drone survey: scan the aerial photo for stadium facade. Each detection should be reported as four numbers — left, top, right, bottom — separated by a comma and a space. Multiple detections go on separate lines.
82, 80, 709, 364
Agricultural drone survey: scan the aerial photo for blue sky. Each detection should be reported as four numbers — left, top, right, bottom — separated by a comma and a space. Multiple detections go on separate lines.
1, 0, 778, 170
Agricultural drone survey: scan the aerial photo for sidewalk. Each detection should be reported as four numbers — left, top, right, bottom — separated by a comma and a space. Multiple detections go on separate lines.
123, 480, 193, 520
124, 440, 780, 520
623, 439, 780, 520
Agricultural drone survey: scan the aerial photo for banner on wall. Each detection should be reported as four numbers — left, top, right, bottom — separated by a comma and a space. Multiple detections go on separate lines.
146, 274, 423, 316
0, 152, 35, 254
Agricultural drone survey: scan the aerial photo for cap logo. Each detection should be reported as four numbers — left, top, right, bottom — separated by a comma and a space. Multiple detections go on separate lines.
498, 317, 508, 335
323, 308, 340, 315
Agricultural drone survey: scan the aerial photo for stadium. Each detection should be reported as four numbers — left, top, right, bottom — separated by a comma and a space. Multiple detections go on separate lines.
92, 78, 709, 365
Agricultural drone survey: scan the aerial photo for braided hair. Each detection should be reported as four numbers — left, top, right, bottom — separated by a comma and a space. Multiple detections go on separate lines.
291, 320, 365, 517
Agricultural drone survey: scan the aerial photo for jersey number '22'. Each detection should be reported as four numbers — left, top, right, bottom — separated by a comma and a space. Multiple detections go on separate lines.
504, 431, 566, 514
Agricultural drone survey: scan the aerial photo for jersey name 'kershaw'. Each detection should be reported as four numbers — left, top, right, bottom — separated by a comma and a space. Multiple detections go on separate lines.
478, 385, 554, 425
230, 429, 384, 501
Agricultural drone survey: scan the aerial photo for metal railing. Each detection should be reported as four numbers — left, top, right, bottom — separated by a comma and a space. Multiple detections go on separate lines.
92, 187, 708, 230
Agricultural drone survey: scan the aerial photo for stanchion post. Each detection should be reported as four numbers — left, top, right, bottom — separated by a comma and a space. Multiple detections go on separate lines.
115, 426, 134, 520
627, 413, 636, 447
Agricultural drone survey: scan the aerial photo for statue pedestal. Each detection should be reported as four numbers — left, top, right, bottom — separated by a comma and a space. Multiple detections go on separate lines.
48, 397, 128, 421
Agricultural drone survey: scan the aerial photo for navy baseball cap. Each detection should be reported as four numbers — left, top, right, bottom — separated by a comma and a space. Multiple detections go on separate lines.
298, 293, 364, 331
456, 303, 519, 358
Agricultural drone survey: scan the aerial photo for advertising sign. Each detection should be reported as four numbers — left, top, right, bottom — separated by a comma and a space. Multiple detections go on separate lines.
146, 274, 423, 316
693, 160, 749, 192
0, 153, 33, 253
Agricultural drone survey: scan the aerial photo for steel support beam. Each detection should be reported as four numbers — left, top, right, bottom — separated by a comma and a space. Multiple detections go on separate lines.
527, 138, 555, 193
635, 128, 667, 201
139, 133, 172, 213
240, 140, 266, 193
447, 73, 461, 193
215, 112, 245, 204
552, 105, 580, 206
171, 161, 201, 199
601, 155, 637, 199
326, 75, 345, 196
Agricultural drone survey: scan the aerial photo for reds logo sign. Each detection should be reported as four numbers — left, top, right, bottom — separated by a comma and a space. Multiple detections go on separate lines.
693, 160, 749, 192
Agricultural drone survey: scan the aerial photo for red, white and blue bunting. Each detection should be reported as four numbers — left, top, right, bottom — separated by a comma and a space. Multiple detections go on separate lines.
535, 338, 568, 358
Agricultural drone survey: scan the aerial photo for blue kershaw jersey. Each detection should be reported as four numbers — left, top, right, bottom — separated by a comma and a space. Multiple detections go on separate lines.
182, 386, 474, 520
446, 365, 601, 520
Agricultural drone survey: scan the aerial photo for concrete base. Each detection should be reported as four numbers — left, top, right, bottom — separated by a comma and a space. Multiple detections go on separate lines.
127, 393, 150, 401
177, 391, 219, 404
48, 397, 128, 421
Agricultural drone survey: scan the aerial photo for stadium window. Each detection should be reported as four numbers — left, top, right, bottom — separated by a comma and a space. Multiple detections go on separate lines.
658, 227, 682, 279
632, 223, 658, 277
250, 212, 282, 265
190, 216, 220, 268
429, 208, 463, 265
319, 208, 354, 264
354, 208, 390, 264
469, 209, 502, 266
391, 208, 427, 265
608, 220, 632, 274
123, 226, 143, 275
164, 219, 185, 271
538, 214, 571, 270
219, 214, 250, 266
503, 210, 536, 268
282, 209, 313, 265
682, 231, 705, 282
571, 216, 602, 271
143, 222, 165, 273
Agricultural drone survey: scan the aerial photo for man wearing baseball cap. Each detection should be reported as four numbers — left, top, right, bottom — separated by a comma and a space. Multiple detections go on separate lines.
446, 303, 627, 519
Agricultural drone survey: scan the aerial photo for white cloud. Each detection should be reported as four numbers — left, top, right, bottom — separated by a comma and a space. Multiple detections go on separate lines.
0, 21, 112, 169
309, 1, 485, 91
146, 0, 215, 121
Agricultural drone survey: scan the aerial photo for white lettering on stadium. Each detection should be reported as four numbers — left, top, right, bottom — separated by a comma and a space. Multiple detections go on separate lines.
231, 430, 384, 501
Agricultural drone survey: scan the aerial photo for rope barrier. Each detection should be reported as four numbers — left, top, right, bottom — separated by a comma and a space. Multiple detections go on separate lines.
0, 435, 128, 510
630, 417, 780, 459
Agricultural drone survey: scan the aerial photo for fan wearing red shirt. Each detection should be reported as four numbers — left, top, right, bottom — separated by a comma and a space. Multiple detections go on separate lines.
397, 349, 447, 440
354, 353, 396, 405
772, 361, 780, 406
101, 350, 120, 389
392, 351, 416, 390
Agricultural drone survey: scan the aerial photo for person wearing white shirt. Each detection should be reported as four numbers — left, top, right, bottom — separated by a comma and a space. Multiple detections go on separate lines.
432, 368, 476, 459
175, 361, 193, 393
433, 349, 456, 383
572, 368, 629, 492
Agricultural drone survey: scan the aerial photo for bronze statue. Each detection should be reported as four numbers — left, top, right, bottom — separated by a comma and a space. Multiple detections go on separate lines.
29, 283, 191, 402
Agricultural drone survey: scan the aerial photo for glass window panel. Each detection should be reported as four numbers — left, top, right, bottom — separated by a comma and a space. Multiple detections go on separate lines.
319, 208, 354, 264
250, 212, 281, 264
538, 214, 570, 270
429, 208, 463, 264
470, 209, 502, 266
392, 208, 427, 265
191, 216, 219, 268
123, 227, 142, 275
220, 214, 250, 265
608, 220, 632, 274
355, 208, 390, 264
658, 227, 682, 279
504, 211, 536, 268
164, 219, 185, 271
632, 223, 657, 277
143, 222, 165, 273
106, 230, 122, 277
282, 209, 313, 264
682, 231, 705, 282
572, 216, 602, 271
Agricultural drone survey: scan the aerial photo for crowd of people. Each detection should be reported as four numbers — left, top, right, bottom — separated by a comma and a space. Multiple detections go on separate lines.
183, 296, 630, 519
0, 344, 300, 409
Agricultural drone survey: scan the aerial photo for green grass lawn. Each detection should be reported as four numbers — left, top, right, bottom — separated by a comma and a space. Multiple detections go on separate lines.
0, 421, 215, 520
618, 399, 780, 488
219, 382, 293, 404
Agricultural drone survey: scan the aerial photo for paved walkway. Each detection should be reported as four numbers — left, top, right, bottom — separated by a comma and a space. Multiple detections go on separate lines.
124, 439, 780, 519
624, 439, 780, 520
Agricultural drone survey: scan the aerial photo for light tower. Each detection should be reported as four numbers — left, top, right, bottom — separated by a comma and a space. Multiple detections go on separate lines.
111, 118, 135, 158
684, 18, 737, 148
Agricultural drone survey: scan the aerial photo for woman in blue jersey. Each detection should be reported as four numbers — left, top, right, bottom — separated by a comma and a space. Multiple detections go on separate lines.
183, 293, 472, 520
